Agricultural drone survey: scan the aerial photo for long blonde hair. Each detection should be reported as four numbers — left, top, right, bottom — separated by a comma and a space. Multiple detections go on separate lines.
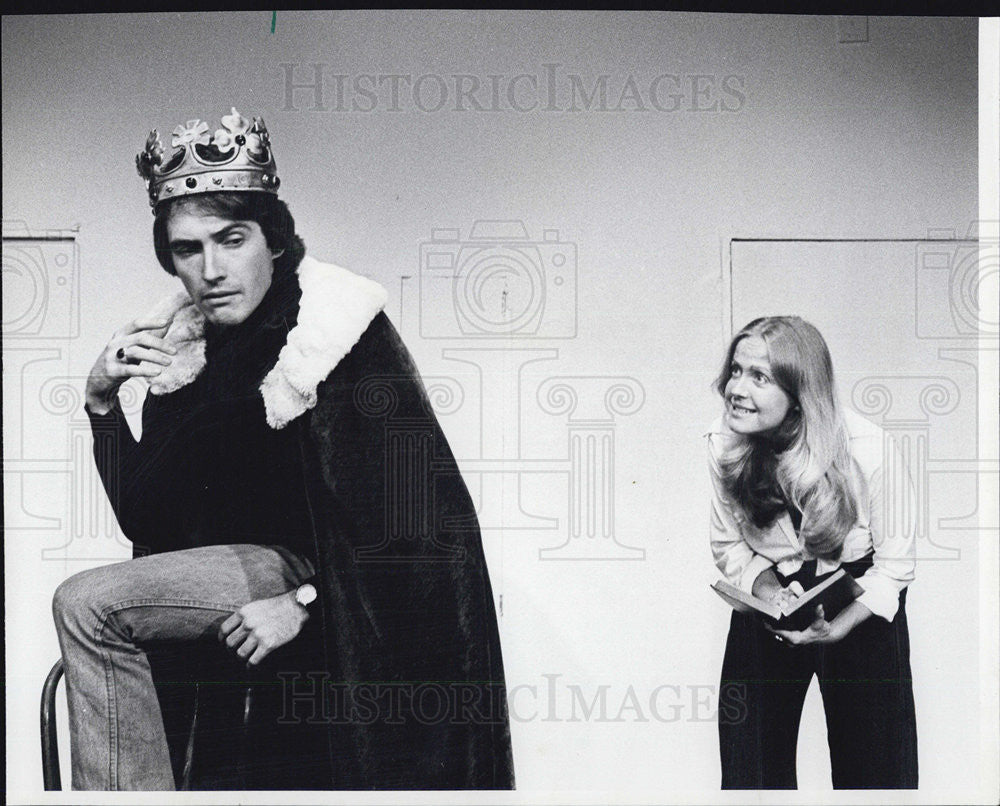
714, 316, 862, 560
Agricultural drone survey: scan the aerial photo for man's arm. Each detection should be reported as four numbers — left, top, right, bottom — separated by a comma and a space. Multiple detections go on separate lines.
85, 317, 180, 551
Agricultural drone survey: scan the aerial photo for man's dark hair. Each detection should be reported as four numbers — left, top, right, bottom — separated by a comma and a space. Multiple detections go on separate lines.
152, 192, 306, 277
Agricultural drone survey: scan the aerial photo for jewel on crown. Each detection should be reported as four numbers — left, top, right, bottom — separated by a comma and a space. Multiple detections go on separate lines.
136, 107, 280, 211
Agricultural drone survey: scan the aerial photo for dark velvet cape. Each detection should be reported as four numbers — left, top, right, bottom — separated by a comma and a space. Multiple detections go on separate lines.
89, 259, 514, 789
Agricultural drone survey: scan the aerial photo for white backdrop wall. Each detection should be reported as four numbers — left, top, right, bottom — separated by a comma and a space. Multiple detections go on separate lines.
2, 11, 990, 802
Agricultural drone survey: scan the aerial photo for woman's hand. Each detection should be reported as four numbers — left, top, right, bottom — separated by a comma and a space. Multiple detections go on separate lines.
85, 317, 176, 414
768, 600, 873, 646
772, 581, 804, 612
219, 591, 309, 667
751, 568, 803, 611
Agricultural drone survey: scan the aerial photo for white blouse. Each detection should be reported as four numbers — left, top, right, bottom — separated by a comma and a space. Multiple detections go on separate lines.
707, 408, 916, 621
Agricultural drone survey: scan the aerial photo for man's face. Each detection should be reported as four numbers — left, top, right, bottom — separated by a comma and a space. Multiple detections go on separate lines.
166, 211, 275, 327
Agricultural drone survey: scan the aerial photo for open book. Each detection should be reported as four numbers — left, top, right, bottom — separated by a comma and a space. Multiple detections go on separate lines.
711, 568, 864, 631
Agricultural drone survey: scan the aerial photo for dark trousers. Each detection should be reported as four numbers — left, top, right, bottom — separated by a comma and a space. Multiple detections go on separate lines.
719, 556, 918, 789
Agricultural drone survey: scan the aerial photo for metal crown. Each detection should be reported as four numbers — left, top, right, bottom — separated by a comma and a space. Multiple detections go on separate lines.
136, 107, 279, 212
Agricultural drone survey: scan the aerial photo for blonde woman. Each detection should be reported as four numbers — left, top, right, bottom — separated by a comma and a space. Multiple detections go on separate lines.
708, 316, 917, 789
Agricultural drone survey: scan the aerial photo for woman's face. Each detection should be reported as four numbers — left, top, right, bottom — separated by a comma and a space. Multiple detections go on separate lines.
723, 336, 794, 436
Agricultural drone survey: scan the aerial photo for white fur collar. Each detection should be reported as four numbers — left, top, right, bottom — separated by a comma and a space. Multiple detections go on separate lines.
146, 255, 388, 429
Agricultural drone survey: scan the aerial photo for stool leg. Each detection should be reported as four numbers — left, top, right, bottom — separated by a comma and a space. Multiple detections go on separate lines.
179, 682, 200, 790
41, 660, 65, 791
236, 686, 255, 788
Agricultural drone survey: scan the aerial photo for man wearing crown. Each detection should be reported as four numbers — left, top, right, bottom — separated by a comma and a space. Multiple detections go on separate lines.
51, 109, 515, 790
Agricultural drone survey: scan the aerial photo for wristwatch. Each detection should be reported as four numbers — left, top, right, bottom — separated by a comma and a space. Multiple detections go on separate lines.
294, 583, 317, 608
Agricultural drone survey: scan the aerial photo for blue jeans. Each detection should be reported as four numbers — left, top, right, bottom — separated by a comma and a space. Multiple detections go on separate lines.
51, 544, 315, 790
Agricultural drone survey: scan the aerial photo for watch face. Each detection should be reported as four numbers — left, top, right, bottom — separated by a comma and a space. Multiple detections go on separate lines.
296, 583, 317, 606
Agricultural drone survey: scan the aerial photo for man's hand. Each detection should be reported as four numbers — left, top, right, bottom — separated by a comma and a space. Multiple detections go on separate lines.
219, 590, 308, 666
86, 317, 176, 414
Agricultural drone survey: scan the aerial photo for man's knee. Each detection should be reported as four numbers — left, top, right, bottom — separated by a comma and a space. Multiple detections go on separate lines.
52, 566, 111, 636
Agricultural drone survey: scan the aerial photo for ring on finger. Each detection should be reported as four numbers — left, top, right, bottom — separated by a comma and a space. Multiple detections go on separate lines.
116, 346, 141, 365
